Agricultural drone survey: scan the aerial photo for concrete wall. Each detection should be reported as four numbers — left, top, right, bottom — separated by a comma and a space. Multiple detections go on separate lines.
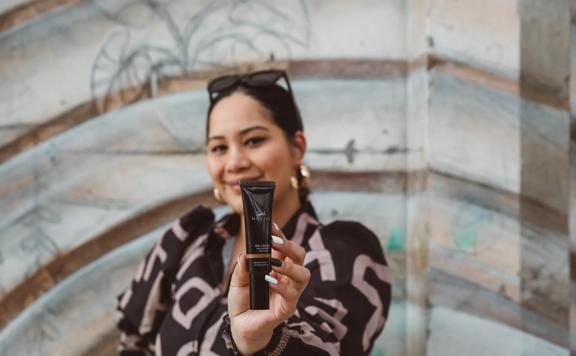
0, 0, 573, 355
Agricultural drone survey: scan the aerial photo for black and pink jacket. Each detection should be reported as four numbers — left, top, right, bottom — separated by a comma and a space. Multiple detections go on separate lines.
116, 199, 391, 355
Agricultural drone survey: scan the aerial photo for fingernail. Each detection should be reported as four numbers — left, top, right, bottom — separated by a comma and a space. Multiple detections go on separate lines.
272, 222, 280, 230
271, 235, 284, 245
265, 274, 278, 285
271, 258, 283, 268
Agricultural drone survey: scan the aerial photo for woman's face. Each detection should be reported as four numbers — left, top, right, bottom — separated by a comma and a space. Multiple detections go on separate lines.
205, 92, 304, 215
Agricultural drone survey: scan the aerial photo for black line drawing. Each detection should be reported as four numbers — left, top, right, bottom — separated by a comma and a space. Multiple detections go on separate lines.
91, 0, 311, 113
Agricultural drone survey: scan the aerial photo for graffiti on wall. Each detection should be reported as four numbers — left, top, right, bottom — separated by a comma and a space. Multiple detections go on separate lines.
91, 0, 311, 112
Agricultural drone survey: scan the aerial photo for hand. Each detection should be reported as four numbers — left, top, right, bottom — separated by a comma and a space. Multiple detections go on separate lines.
228, 222, 311, 354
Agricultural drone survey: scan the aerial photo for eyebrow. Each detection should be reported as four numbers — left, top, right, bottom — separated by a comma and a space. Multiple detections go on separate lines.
207, 125, 270, 142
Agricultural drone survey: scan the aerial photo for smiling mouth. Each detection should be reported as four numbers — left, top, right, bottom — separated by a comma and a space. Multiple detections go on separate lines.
228, 181, 242, 194
227, 177, 261, 186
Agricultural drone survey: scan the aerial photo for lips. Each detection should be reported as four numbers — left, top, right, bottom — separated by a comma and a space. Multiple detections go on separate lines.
226, 177, 261, 192
226, 177, 261, 185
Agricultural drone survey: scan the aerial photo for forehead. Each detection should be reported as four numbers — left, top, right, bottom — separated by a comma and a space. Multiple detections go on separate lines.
208, 92, 275, 136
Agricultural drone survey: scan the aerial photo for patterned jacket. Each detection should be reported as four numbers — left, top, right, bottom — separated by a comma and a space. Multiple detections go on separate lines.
116, 199, 391, 355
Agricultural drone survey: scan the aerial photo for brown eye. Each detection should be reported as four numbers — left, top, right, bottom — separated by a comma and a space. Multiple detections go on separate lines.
210, 144, 227, 154
245, 137, 266, 146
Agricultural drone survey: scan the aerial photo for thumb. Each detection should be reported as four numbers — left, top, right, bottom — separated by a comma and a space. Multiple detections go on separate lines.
228, 253, 250, 318
230, 253, 249, 288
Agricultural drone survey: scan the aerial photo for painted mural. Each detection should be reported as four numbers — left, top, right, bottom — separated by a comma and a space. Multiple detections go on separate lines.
0, 0, 573, 355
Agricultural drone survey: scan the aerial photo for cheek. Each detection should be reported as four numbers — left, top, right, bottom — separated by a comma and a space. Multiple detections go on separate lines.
205, 156, 223, 181
255, 145, 294, 178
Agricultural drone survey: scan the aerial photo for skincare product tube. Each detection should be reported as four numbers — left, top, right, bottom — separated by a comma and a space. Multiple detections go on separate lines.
239, 180, 275, 310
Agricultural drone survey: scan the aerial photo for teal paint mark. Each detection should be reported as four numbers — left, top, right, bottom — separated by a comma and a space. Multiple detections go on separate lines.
386, 227, 405, 252
454, 223, 478, 253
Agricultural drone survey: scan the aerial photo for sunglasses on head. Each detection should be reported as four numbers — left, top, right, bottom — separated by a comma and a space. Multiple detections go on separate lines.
207, 69, 293, 104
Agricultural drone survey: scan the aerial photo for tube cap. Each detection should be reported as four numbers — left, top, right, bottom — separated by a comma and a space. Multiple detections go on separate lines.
249, 273, 269, 310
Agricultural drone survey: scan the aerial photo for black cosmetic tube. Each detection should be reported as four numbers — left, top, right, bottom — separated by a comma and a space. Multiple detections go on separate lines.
239, 180, 275, 310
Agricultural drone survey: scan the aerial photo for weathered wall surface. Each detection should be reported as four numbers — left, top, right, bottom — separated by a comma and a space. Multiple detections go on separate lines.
0, 0, 573, 355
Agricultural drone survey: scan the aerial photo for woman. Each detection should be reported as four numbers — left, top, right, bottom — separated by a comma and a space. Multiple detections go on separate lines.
116, 70, 391, 355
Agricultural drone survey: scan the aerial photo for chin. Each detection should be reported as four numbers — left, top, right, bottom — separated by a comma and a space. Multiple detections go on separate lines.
230, 203, 243, 215
225, 196, 243, 215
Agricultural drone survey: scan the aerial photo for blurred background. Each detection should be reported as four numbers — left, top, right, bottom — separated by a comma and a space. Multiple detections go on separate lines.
0, 0, 573, 355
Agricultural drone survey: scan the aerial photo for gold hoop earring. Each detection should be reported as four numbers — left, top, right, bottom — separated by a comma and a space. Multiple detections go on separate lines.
290, 176, 299, 189
213, 187, 223, 202
300, 164, 311, 189
290, 164, 312, 190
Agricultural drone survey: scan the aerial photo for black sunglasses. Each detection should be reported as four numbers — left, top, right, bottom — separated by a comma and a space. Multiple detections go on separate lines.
207, 69, 293, 104
207, 69, 303, 131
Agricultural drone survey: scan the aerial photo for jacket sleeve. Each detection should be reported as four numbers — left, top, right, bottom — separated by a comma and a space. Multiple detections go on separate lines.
257, 220, 392, 355
115, 206, 215, 355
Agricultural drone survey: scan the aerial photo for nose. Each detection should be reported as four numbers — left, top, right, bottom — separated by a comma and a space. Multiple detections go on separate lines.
225, 145, 250, 173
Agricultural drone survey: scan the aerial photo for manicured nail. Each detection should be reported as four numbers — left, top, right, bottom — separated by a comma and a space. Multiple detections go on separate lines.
265, 274, 278, 285
271, 258, 283, 268
236, 253, 242, 267
272, 222, 280, 230
271, 235, 284, 245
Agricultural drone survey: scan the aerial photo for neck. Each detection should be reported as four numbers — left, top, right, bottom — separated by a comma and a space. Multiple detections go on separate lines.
272, 189, 302, 231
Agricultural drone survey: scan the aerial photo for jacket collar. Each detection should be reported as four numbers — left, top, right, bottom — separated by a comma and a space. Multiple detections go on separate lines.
212, 199, 320, 242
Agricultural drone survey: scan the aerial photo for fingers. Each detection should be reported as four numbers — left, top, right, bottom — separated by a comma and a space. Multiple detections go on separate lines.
266, 263, 305, 318
270, 258, 310, 286
267, 276, 299, 301
228, 253, 251, 318
271, 234, 284, 245
271, 222, 306, 265
271, 223, 286, 261
269, 222, 310, 307
229, 253, 249, 288
271, 222, 286, 241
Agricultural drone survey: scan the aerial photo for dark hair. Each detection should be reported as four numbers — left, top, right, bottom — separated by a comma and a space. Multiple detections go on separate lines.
206, 85, 302, 137
205, 83, 310, 203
